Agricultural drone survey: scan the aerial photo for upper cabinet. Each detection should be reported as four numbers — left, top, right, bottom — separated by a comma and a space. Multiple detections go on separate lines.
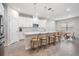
0, 3, 4, 16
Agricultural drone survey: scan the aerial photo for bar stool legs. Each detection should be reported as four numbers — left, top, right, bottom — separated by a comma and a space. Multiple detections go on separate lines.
30, 32, 62, 51
31, 34, 40, 52
40, 39, 48, 48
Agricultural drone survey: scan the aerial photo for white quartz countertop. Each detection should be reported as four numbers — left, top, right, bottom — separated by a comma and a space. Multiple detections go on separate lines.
24, 31, 55, 35
24, 32, 40, 35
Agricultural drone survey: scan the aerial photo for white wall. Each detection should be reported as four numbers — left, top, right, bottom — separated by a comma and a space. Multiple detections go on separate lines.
38, 19, 47, 28
45, 20, 55, 32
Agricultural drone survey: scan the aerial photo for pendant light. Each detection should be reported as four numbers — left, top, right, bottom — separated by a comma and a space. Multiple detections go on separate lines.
33, 3, 39, 24
48, 7, 54, 21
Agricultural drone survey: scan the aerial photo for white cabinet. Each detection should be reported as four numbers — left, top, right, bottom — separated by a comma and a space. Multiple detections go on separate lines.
0, 4, 4, 15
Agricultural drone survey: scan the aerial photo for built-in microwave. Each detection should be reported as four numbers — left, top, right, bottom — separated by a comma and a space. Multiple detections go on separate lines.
33, 24, 39, 28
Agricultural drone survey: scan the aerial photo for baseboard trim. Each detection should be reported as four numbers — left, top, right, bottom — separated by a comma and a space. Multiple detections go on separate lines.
6, 39, 24, 47
7, 40, 19, 46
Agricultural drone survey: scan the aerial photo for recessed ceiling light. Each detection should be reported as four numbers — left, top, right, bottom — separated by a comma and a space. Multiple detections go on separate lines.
44, 6, 47, 8
17, 8, 20, 11
52, 21, 55, 23
66, 8, 71, 12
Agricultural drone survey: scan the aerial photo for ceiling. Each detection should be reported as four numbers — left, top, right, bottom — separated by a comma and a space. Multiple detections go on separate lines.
8, 3, 79, 20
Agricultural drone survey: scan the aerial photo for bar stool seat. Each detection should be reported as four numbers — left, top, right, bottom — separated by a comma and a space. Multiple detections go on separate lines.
55, 35, 60, 37
41, 37, 47, 40
31, 38, 40, 41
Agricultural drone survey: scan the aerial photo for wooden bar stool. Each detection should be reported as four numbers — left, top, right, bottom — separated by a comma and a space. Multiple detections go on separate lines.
64, 32, 71, 40
55, 32, 61, 42
31, 34, 40, 50
40, 33, 49, 48
71, 32, 76, 40
49, 33, 56, 44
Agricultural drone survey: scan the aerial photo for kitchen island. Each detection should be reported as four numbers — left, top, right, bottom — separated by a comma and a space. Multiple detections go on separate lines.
24, 31, 54, 50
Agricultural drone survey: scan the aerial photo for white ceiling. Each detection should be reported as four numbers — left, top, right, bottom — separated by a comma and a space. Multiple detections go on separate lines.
8, 3, 79, 20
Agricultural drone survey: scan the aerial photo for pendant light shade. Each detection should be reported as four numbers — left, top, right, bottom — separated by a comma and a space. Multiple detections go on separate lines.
33, 3, 39, 24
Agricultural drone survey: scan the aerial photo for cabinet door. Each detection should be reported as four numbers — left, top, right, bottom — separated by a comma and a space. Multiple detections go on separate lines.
0, 15, 4, 36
